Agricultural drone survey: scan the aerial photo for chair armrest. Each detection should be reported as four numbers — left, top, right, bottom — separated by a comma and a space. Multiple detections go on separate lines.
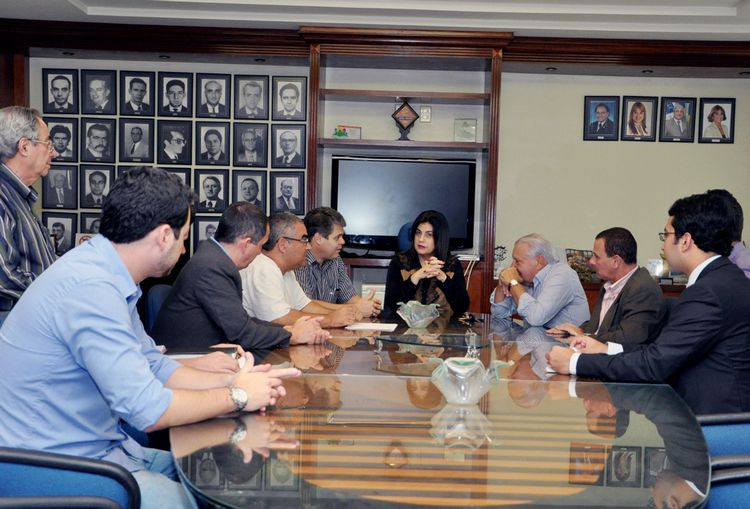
711, 454, 750, 471
712, 466, 750, 485
0, 496, 120, 508
697, 412, 750, 425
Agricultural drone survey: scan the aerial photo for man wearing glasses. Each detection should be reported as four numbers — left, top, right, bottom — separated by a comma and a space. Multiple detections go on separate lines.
160, 128, 188, 164
547, 190, 750, 415
0, 106, 57, 325
241, 212, 359, 328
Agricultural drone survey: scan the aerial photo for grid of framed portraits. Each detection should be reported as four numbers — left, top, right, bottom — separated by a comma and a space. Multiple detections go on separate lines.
568, 443, 671, 489
40, 67, 309, 253
583, 95, 736, 143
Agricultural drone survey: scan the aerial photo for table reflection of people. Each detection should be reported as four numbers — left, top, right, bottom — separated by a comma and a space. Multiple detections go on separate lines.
626, 101, 649, 136
384, 210, 469, 318
703, 104, 729, 139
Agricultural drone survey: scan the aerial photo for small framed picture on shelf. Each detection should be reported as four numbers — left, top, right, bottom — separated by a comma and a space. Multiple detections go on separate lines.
332, 125, 362, 140
454, 119, 477, 142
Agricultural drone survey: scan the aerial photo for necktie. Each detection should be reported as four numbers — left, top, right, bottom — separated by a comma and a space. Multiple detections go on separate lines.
677, 120, 682, 131
130, 144, 136, 154
95, 106, 103, 113
57, 189, 64, 203
171, 107, 179, 112
598, 122, 603, 132
95, 197, 101, 205
208, 201, 214, 208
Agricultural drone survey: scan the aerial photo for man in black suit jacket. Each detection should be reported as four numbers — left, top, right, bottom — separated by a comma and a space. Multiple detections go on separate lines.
162, 79, 189, 114
47, 75, 75, 113
198, 80, 227, 116
548, 227, 667, 345
151, 202, 327, 355
588, 103, 614, 135
548, 190, 750, 415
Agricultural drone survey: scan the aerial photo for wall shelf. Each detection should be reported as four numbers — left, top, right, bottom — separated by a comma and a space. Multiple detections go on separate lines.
318, 138, 488, 151
320, 88, 488, 104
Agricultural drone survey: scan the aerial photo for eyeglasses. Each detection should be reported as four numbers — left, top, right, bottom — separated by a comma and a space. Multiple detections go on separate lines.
283, 235, 309, 244
21, 137, 54, 150
658, 231, 677, 241
171, 138, 186, 145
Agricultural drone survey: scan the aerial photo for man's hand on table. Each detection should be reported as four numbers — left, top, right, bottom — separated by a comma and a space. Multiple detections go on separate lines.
546, 345, 573, 375
233, 415, 299, 462
288, 316, 329, 344
355, 289, 382, 317
232, 355, 301, 412
180, 343, 245, 373
570, 336, 608, 354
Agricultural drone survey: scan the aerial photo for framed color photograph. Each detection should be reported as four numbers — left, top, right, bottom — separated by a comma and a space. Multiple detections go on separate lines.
79, 165, 115, 209
42, 212, 78, 257
196, 73, 231, 119
158, 72, 193, 117
272, 76, 307, 121
157, 120, 192, 165
120, 71, 155, 116
119, 118, 154, 163
234, 75, 269, 120
232, 170, 266, 213
193, 216, 220, 253
620, 96, 657, 142
271, 124, 306, 169
194, 169, 229, 213
270, 171, 305, 215
45, 117, 78, 162
233, 123, 267, 167
195, 122, 230, 165
81, 69, 117, 115
42, 68, 78, 114
698, 98, 735, 144
606, 446, 642, 488
659, 97, 697, 142
583, 96, 619, 141
42, 165, 78, 210
80, 118, 116, 163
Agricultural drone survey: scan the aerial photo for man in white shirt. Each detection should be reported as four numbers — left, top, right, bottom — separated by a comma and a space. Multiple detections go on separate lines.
241, 212, 358, 328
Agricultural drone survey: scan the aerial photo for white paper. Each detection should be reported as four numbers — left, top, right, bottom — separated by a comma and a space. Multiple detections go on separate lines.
345, 322, 398, 332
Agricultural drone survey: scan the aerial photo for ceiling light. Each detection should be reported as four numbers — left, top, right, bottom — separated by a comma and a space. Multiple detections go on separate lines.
158, 55, 170, 60
545, 67, 557, 72
62, 51, 74, 56
642, 69, 654, 74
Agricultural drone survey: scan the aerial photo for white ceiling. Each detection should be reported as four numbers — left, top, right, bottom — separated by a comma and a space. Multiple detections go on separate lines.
2, 0, 750, 41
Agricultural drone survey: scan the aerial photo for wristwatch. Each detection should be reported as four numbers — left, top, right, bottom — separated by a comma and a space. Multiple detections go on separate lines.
228, 386, 248, 412
229, 418, 247, 444
509, 279, 519, 288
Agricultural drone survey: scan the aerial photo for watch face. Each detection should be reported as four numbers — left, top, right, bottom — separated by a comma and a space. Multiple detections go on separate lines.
231, 386, 248, 409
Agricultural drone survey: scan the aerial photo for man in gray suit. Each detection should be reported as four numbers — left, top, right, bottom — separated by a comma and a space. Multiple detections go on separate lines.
548, 227, 667, 346
663, 102, 690, 138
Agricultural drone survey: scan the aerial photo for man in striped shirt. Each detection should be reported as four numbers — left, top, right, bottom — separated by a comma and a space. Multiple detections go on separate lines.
295, 207, 381, 317
0, 106, 57, 325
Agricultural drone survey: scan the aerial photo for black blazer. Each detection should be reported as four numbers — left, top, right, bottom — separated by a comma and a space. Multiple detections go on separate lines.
151, 239, 290, 353
581, 267, 667, 345
577, 257, 750, 415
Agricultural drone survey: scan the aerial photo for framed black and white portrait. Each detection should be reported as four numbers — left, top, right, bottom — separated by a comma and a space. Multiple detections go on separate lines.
194, 169, 229, 213
193, 216, 220, 253
643, 447, 670, 488
80, 212, 102, 235
44, 117, 78, 162
80, 118, 116, 163
606, 446, 642, 488
265, 456, 299, 491
698, 98, 735, 144
42, 212, 78, 257
119, 118, 154, 163
42, 68, 78, 114
659, 97, 697, 143
620, 96, 657, 142
81, 70, 117, 115
165, 168, 191, 188
116, 165, 138, 181
234, 75, 269, 120
195, 122, 229, 165
191, 451, 223, 489
42, 165, 78, 210
196, 73, 230, 119
120, 71, 155, 116
79, 165, 114, 209
271, 124, 306, 169
157, 120, 192, 165
272, 76, 307, 121
158, 72, 193, 117
583, 96, 619, 141
233, 123, 267, 167
232, 170, 266, 213
270, 171, 304, 215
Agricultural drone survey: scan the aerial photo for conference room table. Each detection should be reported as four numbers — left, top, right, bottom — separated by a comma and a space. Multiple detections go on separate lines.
170, 316, 710, 508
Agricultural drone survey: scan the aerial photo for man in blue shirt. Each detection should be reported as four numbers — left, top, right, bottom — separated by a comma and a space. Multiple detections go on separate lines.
0, 167, 300, 507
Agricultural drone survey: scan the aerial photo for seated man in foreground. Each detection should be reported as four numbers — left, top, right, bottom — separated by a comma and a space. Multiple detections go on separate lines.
152, 202, 329, 355
491, 233, 589, 327
547, 190, 750, 415
295, 207, 381, 317
0, 167, 300, 507
241, 212, 358, 328
547, 227, 667, 346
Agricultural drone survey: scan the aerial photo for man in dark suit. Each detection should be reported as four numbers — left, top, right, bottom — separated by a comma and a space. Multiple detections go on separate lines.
275, 178, 298, 212
82, 170, 107, 208
548, 190, 750, 415
588, 103, 614, 135
47, 75, 75, 113
122, 77, 149, 114
199, 176, 226, 212
237, 81, 266, 119
151, 202, 327, 354
49, 173, 75, 208
274, 130, 303, 167
239, 177, 263, 210
159, 127, 188, 164
199, 129, 227, 164
548, 227, 667, 345
83, 123, 111, 161
162, 79, 189, 114
198, 80, 227, 116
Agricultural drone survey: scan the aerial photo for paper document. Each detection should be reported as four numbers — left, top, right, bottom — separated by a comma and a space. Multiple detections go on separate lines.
345, 322, 398, 332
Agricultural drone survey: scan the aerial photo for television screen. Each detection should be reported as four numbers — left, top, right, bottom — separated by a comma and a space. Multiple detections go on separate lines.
331, 156, 476, 251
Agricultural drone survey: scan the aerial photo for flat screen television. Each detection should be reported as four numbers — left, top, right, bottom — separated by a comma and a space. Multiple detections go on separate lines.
331, 155, 476, 251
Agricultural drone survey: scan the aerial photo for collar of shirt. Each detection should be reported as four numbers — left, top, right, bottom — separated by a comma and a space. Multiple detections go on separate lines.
86, 234, 140, 301
602, 265, 638, 297
0, 162, 36, 203
306, 249, 332, 269
687, 255, 721, 287
532, 263, 552, 289
164, 148, 179, 159
210, 237, 232, 260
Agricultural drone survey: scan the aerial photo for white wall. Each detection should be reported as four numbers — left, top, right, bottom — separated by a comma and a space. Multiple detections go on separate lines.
497, 73, 750, 266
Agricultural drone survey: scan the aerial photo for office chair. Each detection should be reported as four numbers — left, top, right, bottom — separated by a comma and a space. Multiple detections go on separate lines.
698, 412, 750, 457
0, 447, 140, 509
145, 284, 172, 334
706, 454, 750, 508
397, 222, 411, 252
